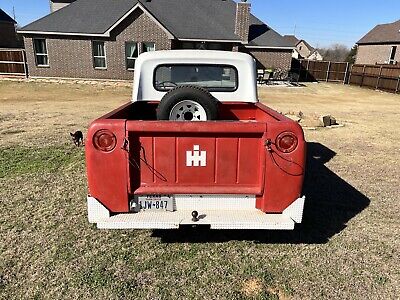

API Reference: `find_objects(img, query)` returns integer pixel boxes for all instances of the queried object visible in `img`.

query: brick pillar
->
[234,1,251,44]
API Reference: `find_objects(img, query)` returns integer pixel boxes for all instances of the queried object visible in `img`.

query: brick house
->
[18,0,293,80]
[0,8,20,48]
[283,35,323,61]
[356,19,400,65]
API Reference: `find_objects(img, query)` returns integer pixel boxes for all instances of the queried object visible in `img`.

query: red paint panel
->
[136,185,261,195]
[153,137,176,184]
[126,121,266,133]
[215,138,238,184]
[139,137,154,185]
[237,137,261,184]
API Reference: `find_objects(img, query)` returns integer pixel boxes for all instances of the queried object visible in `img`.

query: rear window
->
[154,64,238,92]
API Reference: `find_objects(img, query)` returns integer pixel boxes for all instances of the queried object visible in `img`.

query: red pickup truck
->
[85,50,306,230]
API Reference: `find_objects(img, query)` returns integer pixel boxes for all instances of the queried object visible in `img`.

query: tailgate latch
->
[121,138,129,152]
[264,139,273,151]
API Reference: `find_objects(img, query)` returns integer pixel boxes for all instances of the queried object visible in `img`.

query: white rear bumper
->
[87,195,305,230]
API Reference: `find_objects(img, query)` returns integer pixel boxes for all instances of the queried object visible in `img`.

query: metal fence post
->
[376,66,383,89]
[348,64,353,85]
[21,50,28,78]
[326,61,331,82]
[343,62,349,84]
[360,65,366,87]
[305,60,310,81]
[298,59,302,80]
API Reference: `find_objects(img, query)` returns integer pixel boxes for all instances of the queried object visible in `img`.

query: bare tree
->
[317,44,351,62]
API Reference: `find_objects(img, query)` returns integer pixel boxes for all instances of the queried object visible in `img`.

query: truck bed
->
[86,101,306,223]
[102,101,288,122]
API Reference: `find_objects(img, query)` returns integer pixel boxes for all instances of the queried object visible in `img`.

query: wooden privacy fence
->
[0,49,28,77]
[291,59,400,94]
[349,64,400,93]
[291,59,350,83]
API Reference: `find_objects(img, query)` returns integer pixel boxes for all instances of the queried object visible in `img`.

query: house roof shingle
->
[247,16,292,48]
[20,0,135,35]
[0,8,16,24]
[283,35,314,50]
[20,0,292,48]
[283,35,300,46]
[357,19,400,44]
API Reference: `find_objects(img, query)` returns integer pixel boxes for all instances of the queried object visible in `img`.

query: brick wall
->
[234,2,250,44]
[356,44,400,65]
[22,6,293,79]
[23,9,171,80]
[0,22,19,48]
[243,48,293,71]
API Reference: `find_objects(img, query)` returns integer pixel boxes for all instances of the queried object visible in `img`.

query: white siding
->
[50,2,72,12]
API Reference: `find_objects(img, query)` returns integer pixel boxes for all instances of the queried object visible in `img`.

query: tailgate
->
[126,121,267,195]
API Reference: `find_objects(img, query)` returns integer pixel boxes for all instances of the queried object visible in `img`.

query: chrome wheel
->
[169,100,207,121]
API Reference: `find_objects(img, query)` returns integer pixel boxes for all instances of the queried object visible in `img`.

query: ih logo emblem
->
[186,145,206,167]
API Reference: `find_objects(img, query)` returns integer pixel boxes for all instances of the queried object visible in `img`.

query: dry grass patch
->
[242,278,264,298]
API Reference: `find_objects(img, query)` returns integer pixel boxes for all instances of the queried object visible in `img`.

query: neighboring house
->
[356,19,400,65]
[18,0,293,80]
[0,8,20,48]
[308,50,323,61]
[283,35,323,61]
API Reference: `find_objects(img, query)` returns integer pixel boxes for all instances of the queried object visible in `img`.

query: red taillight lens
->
[276,132,298,153]
[93,130,117,152]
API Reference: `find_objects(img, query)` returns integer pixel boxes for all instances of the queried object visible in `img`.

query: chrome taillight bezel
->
[275,132,298,153]
[93,129,117,152]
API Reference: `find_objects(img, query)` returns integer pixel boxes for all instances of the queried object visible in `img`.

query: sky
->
[1,0,399,48]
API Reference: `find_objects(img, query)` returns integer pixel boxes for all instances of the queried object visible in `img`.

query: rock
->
[320,115,337,127]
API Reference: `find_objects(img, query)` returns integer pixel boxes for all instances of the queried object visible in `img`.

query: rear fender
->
[256,121,306,212]
[85,119,129,213]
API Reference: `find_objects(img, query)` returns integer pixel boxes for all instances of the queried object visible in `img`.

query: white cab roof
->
[132,50,258,103]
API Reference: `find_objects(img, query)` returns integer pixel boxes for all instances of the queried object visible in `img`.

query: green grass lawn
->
[0,80,399,299]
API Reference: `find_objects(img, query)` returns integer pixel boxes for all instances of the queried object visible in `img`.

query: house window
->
[124,42,155,70]
[33,39,49,67]
[125,42,138,70]
[92,41,107,69]
[142,42,155,53]
[389,46,397,64]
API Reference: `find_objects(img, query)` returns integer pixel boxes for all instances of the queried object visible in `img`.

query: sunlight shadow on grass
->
[152,142,370,244]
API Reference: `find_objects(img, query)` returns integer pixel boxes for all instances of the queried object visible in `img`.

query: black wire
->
[139,156,168,182]
[266,141,304,176]
[128,157,140,170]
[126,147,167,182]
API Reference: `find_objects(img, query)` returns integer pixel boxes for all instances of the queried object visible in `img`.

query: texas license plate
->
[138,195,174,211]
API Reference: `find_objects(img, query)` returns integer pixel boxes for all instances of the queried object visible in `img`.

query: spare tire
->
[157,85,219,121]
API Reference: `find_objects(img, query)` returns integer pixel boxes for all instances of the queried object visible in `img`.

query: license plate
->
[138,195,174,211]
